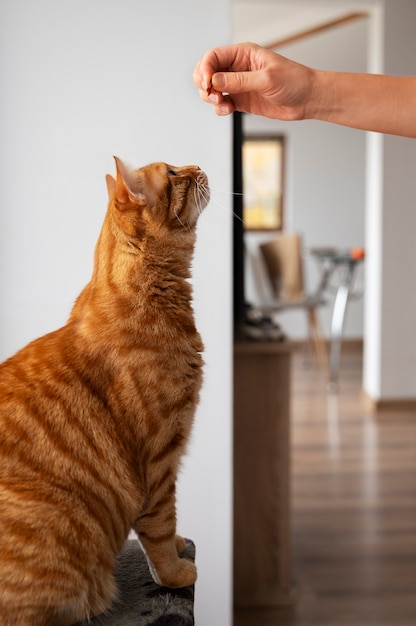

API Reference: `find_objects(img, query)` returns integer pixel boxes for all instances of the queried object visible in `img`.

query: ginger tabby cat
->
[0,158,209,626]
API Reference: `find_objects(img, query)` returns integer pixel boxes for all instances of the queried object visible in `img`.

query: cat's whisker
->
[206,184,244,198]
[194,184,210,218]
[174,208,192,233]
[208,192,244,224]
[198,192,207,216]
[196,182,244,224]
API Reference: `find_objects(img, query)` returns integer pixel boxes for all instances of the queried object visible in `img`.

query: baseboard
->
[362,389,416,414]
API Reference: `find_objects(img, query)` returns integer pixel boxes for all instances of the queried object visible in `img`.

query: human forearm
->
[308,70,416,137]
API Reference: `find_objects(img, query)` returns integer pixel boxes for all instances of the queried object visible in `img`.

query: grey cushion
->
[76,539,195,626]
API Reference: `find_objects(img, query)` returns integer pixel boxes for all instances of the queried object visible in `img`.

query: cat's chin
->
[196,171,210,213]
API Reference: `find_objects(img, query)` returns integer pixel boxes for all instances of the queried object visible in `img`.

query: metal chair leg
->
[307,307,329,372]
[328,263,355,391]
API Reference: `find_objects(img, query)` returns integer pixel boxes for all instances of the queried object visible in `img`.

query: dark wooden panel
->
[234,340,292,607]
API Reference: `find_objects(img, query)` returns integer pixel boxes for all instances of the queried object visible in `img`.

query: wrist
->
[305,69,334,122]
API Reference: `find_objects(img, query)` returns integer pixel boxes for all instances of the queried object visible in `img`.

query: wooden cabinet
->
[233,339,293,608]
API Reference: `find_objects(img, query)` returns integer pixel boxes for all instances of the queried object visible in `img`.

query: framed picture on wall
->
[242,135,285,230]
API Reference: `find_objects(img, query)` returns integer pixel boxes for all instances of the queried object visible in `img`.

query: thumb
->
[212,70,263,95]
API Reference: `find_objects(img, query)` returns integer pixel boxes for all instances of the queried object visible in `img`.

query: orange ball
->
[350,247,365,260]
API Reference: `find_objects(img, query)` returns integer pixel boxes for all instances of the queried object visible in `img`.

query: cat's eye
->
[167,169,177,176]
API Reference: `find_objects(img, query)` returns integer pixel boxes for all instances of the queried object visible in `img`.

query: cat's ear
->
[105,174,116,199]
[113,156,146,207]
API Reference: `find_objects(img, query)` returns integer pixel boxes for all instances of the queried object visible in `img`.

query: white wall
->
[244,17,367,340]
[0,1,232,624]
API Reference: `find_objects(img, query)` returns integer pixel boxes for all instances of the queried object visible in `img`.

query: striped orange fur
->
[0,158,209,626]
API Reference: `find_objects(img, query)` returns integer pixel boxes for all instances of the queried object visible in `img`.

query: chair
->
[258,233,328,369]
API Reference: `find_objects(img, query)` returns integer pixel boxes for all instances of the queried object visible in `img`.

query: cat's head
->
[106,158,209,239]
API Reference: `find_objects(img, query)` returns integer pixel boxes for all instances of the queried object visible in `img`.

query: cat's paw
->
[175,534,186,555]
[159,557,197,589]
[176,558,197,588]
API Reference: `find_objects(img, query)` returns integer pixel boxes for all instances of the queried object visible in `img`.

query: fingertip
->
[215,102,234,117]
[208,91,220,105]
[193,59,208,91]
[198,88,208,102]
[212,72,226,91]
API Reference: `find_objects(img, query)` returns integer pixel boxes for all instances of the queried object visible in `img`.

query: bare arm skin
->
[193,42,416,138]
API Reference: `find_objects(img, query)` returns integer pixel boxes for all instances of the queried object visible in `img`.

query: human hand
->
[194,42,416,137]
[193,42,316,121]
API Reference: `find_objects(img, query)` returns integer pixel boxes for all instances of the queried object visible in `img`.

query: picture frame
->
[242,135,285,231]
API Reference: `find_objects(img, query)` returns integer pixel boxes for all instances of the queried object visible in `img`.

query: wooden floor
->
[235,346,416,626]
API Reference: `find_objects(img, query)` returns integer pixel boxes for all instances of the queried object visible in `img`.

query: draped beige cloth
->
[260,233,304,301]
